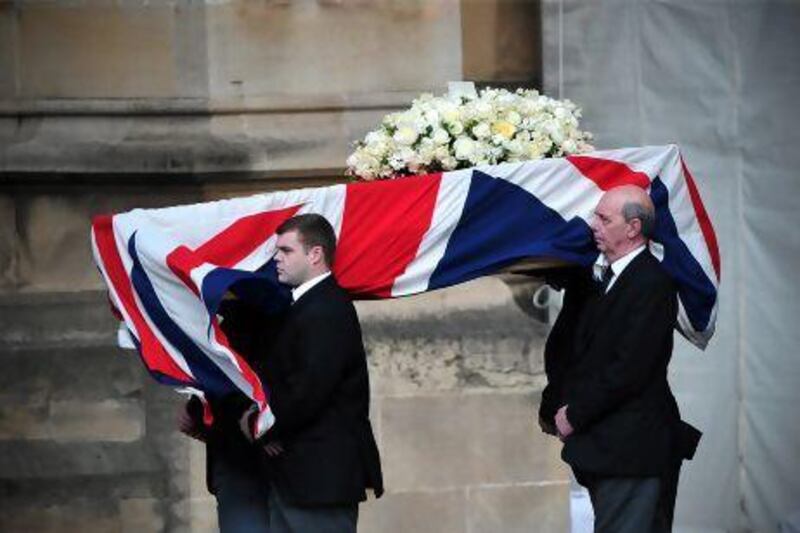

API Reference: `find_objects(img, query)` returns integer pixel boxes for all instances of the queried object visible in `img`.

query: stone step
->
[0,471,168,508]
[0,290,119,350]
[0,344,145,404]
[361,305,548,341]
[0,440,172,480]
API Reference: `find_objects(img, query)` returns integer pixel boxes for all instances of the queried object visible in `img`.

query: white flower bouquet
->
[346,87,594,181]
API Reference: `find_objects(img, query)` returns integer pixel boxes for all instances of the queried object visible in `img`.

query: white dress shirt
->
[594,245,646,293]
[291,271,331,303]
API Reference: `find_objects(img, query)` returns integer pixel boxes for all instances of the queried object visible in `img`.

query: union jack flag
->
[91,144,720,438]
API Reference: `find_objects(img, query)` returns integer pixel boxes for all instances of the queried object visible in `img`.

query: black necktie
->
[599,266,614,293]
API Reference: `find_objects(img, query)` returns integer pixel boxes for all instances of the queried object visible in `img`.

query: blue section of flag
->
[429,170,598,290]
[201,260,291,321]
[650,178,717,332]
[127,331,194,388]
[128,233,237,398]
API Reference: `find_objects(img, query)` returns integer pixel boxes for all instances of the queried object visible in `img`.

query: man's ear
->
[627,218,642,239]
[308,245,324,266]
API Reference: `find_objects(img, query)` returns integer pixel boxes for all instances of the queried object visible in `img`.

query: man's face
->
[590,193,632,262]
[274,230,313,287]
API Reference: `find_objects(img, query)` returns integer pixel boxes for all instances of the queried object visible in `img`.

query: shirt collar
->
[594,244,647,283]
[291,271,331,303]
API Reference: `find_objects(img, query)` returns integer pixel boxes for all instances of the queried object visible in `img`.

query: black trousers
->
[577,460,682,533]
[215,461,270,533]
[210,449,271,533]
[268,485,359,533]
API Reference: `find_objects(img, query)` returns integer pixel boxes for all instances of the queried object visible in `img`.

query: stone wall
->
[0,1,564,531]
[357,279,569,532]
[0,0,462,175]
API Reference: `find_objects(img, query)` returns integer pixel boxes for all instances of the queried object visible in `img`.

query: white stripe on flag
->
[391,169,473,296]
[487,158,603,223]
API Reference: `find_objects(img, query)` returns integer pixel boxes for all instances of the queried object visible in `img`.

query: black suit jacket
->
[539,267,596,428]
[188,297,285,494]
[545,251,700,478]
[259,275,383,506]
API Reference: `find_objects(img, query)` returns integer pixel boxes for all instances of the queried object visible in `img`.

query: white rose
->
[526,142,546,160]
[475,101,493,118]
[433,146,450,160]
[432,128,450,145]
[454,137,477,161]
[368,143,388,158]
[441,156,458,170]
[518,100,535,116]
[351,153,380,179]
[497,92,516,107]
[417,139,436,165]
[562,139,578,154]
[437,103,460,123]
[550,129,565,145]
[346,152,362,169]
[536,137,554,155]
[388,147,412,171]
[505,139,525,157]
[472,122,491,139]
[423,109,441,126]
[446,120,464,136]
[365,130,389,145]
[506,111,522,126]
[543,120,565,144]
[467,141,489,165]
[393,126,419,146]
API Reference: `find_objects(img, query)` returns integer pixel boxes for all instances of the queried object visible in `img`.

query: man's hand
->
[555,405,574,440]
[263,441,284,458]
[178,404,207,442]
[238,405,258,443]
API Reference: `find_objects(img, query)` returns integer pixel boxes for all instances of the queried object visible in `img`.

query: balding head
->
[590,185,655,263]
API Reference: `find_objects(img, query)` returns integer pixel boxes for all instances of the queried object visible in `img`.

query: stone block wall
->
[0,1,560,530]
[0,290,194,532]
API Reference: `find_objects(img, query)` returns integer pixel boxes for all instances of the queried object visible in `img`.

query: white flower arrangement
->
[346,87,594,181]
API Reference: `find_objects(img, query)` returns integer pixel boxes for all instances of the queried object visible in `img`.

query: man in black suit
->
[540,185,700,532]
[254,213,383,532]
[179,294,287,533]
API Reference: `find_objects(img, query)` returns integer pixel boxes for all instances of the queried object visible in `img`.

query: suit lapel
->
[291,275,335,314]
[575,251,656,353]
[603,250,653,300]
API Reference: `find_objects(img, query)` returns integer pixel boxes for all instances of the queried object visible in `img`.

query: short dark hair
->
[276,214,337,267]
[622,201,656,240]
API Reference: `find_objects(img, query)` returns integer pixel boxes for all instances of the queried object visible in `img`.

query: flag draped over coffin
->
[91,144,721,438]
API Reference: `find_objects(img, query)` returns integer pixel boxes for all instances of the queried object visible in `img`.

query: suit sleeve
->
[566,275,677,431]
[539,269,592,425]
[265,304,356,439]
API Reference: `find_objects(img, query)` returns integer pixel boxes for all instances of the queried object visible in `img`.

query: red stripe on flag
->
[166,246,201,296]
[680,156,721,281]
[166,205,302,293]
[195,206,302,267]
[567,156,652,190]
[92,215,194,383]
[335,173,443,297]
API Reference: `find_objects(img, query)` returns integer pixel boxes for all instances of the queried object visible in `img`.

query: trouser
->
[577,460,682,533]
[268,485,359,533]
[211,453,271,533]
